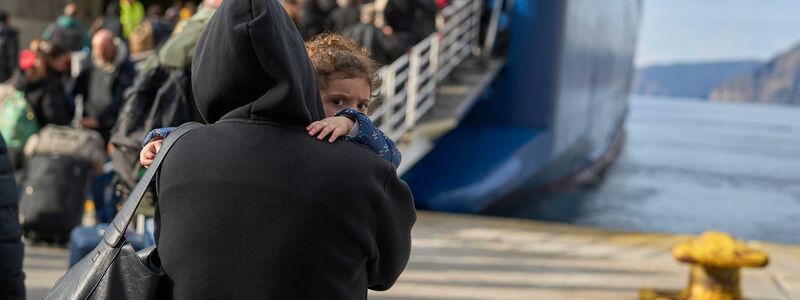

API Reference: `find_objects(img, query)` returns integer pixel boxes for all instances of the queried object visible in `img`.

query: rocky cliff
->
[710,44,800,105]
[634,61,760,99]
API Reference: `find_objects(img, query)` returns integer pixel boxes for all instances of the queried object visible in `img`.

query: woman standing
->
[12,40,73,128]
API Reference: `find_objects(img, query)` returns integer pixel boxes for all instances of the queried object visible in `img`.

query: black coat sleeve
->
[39,81,73,126]
[0,137,25,299]
[367,170,416,291]
[70,68,89,104]
[375,28,404,62]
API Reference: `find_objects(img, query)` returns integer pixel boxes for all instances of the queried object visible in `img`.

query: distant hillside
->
[634,61,761,98]
[710,44,800,105]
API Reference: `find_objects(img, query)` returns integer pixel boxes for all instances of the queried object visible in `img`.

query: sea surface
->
[488,95,800,245]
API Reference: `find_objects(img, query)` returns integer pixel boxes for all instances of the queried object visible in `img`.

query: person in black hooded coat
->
[153,0,416,298]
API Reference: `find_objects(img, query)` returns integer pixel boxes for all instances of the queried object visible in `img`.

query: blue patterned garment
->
[336,108,402,168]
[142,127,173,146]
[142,109,402,168]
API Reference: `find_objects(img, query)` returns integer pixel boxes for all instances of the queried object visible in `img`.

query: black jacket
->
[342,23,404,65]
[13,70,73,127]
[384,0,437,45]
[0,23,18,83]
[0,135,25,299]
[328,5,360,31]
[154,0,416,299]
[72,42,135,141]
[299,0,337,38]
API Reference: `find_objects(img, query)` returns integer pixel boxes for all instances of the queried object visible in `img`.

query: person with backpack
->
[109,0,222,203]
[0,10,19,84]
[42,3,91,52]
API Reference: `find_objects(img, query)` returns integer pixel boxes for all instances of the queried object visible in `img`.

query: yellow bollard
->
[640,231,769,300]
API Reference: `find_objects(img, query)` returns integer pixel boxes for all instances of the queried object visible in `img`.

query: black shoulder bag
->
[45,122,202,300]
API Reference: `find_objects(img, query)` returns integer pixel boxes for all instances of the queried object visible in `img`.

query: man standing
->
[73,30,135,142]
[72,30,135,223]
[0,10,18,83]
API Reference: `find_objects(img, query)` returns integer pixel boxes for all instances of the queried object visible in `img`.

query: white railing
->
[371,0,483,140]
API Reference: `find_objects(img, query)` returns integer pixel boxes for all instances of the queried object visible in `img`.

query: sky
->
[635,0,800,67]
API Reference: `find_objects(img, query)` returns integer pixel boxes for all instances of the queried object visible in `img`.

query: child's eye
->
[358,103,369,110]
[332,99,345,106]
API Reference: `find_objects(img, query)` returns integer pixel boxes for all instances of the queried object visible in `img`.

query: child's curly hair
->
[305,33,382,98]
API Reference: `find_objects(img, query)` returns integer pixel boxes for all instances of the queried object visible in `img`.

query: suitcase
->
[69,223,147,267]
[19,155,93,243]
[20,125,105,243]
[24,125,106,173]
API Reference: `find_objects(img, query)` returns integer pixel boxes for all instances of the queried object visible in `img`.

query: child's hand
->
[139,139,164,168]
[306,116,356,143]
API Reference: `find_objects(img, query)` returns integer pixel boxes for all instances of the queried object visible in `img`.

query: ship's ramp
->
[367,0,507,174]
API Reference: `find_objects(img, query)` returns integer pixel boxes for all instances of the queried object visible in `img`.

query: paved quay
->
[24,211,800,299]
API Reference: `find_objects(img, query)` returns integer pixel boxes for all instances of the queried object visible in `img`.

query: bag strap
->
[103,122,202,247]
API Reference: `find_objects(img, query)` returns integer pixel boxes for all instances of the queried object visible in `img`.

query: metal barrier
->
[371,0,483,140]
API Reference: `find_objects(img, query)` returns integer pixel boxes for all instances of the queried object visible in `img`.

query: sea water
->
[488,95,800,245]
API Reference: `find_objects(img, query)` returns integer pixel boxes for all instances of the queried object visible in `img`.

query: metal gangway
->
[370,0,506,173]
[372,0,483,139]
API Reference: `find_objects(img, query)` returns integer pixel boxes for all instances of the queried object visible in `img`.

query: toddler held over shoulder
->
[140,33,401,168]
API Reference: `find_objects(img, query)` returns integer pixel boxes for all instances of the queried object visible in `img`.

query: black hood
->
[191,0,324,125]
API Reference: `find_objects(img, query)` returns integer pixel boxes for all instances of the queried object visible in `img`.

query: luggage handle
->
[103,122,202,247]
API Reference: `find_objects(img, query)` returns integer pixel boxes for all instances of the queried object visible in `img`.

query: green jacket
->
[119,0,144,39]
[151,7,216,71]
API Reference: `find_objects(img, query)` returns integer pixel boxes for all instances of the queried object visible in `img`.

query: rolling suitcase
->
[19,125,105,243]
[19,155,92,243]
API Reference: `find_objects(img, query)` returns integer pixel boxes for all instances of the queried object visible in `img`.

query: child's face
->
[320,75,371,117]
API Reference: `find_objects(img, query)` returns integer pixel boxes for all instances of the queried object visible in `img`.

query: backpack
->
[110,64,198,195]
[0,84,39,149]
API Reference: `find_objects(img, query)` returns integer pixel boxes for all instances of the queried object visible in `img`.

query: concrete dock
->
[24,211,800,299]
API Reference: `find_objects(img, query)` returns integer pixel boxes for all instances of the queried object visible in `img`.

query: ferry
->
[375,0,641,213]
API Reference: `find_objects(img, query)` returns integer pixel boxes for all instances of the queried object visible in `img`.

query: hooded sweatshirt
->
[154,0,416,298]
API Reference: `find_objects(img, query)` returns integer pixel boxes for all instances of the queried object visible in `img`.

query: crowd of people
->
[0,0,445,211]
[0,0,459,298]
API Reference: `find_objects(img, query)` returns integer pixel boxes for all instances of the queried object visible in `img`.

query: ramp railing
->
[371,0,483,140]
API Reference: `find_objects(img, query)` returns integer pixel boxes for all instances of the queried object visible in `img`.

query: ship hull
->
[403,0,641,213]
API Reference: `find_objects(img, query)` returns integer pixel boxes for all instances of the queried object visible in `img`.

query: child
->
[139,33,401,168]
